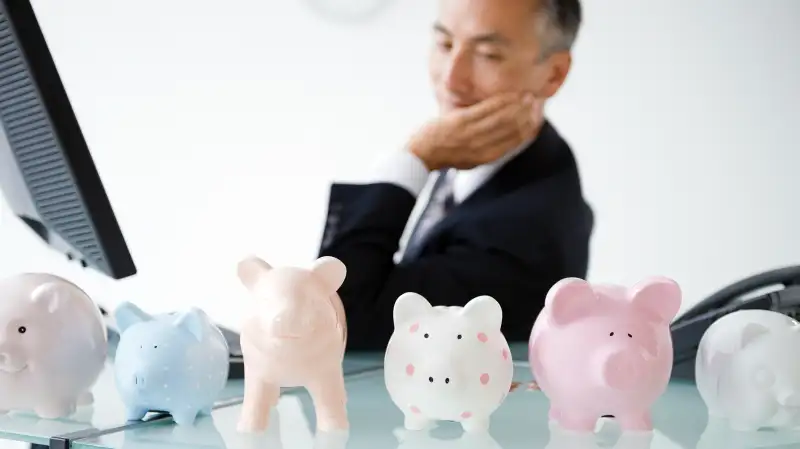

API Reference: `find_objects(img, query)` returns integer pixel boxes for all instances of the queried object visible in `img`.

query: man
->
[318,0,592,350]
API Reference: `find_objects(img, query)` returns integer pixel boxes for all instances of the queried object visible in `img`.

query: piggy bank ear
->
[393,292,432,327]
[630,276,682,324]
[114,302,152,334]
[740,322,771,348]
[545,278,596,326]
[311,256,346,292]
[237,256,272,291]
[461,295,502,331]
[30,282,65,313]
[173,307,207,342]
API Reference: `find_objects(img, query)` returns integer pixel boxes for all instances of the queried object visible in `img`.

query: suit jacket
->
[318,120,594,351]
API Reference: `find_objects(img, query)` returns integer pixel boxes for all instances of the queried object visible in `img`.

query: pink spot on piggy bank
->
[235,256,349,433]
[529,276,682,433]
[384,293,514,433]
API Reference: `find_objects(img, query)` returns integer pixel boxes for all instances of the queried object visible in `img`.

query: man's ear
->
[536,51,572,99]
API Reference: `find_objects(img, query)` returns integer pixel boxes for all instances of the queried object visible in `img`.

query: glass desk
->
[65,361,800,449]
[4,349,800,448]
[0,354,382,448]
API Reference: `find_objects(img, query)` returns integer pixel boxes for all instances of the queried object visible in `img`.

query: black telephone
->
[670,265,800,380]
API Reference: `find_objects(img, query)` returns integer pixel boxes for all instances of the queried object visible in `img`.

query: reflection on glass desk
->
[0,354,382,447]
[68,361,800,449]
[0,359,245,447]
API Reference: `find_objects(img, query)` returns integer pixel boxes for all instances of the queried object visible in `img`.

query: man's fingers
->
[468,132,526,166]
[458,92,525,123]
[467,101,528,136]
[469,119,521,148]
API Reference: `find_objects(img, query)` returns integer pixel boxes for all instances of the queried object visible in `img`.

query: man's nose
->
[443,51,473,94]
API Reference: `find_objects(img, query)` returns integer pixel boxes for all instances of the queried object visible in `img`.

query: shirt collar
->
[450,138,533,204]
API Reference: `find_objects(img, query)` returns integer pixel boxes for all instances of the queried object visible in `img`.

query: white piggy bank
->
[0,273,107,418]
[384,293,514,433]
[695,309,800,431]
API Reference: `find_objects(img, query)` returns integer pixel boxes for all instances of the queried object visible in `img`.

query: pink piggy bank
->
[384,293,514,433]
[529,277,681,433]
[235,255,348,433]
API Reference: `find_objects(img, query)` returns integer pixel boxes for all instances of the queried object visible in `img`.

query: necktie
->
[403,169,455,259]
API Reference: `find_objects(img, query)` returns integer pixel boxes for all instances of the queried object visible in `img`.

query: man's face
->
[429,0,570,113]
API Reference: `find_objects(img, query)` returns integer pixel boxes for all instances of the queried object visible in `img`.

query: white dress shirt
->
[365,143,530,261]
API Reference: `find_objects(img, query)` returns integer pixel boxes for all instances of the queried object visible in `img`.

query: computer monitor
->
[0,0,136,279]
[0,0,245,378]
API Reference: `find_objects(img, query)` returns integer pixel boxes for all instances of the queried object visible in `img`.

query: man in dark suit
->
[318,0,592,350]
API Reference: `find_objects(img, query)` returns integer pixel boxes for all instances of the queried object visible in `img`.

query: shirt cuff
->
[366,150,430,197]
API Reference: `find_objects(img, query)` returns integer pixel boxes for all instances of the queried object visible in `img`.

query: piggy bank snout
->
[0,344,28,373]
[602,350,646,390]
[265,304,324,338]
[133,372,147,389]
[420,356,469,391]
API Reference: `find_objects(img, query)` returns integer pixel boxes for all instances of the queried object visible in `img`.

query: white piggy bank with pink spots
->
[384,292,514,433]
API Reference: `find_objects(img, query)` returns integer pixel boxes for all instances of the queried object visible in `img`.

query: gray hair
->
[536,0,582,58]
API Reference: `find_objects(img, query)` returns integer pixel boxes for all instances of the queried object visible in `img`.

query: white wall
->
[1,0,798,331]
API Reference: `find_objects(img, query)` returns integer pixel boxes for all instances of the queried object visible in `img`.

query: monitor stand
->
[99,306,245,379]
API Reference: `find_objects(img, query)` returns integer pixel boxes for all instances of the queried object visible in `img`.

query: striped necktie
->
[403,169,455,259]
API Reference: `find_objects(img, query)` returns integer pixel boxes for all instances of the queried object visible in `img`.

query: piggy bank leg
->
[616,411,653,432]
[171,408,200,426]
[403,413,431,431]
[237,376,280,433]
[77,391,94,406]
[306,368,349,432]
[34,398,77,419]
[199,406,213,415]
[461,414,490,433]
[125,405,149,421]
[557,411,598,433]
[548,406,562,425]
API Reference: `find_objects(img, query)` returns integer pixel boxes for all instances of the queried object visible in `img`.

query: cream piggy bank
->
[384,293,514,433]
[0,273,107,418]
[236,255,349,433]
[695,309,800,431]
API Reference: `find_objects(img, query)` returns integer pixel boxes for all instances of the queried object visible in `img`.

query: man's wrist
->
[367,149,431,197]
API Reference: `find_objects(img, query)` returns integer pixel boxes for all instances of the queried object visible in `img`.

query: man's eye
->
[480,53,502,61]
[437,41,452,51]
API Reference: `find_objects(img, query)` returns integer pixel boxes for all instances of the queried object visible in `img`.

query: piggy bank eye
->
[424,333,429,339]
[457,334,462,340]
[627,333,632,338]
[17,326,26,334]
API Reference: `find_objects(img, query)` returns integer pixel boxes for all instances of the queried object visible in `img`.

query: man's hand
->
[408,92,544,171]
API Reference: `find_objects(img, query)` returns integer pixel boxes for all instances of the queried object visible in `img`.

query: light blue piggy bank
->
[113,302,230,426]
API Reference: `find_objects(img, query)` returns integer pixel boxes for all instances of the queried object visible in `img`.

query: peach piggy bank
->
[236,255,348,433]
[0,273,107,418]
[529,277,681,433]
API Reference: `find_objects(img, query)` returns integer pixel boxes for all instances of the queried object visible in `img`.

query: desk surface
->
[3,349,800,449]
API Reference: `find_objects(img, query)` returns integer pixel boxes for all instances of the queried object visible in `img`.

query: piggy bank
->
[384,293,514,433]
[235,255,348,433]
[113,302,230,426]
[529,276,681,432]
[695,309,800,431]
[0,273,107,418]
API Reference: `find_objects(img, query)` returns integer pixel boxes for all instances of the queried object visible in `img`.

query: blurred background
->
[0,0,798,331]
